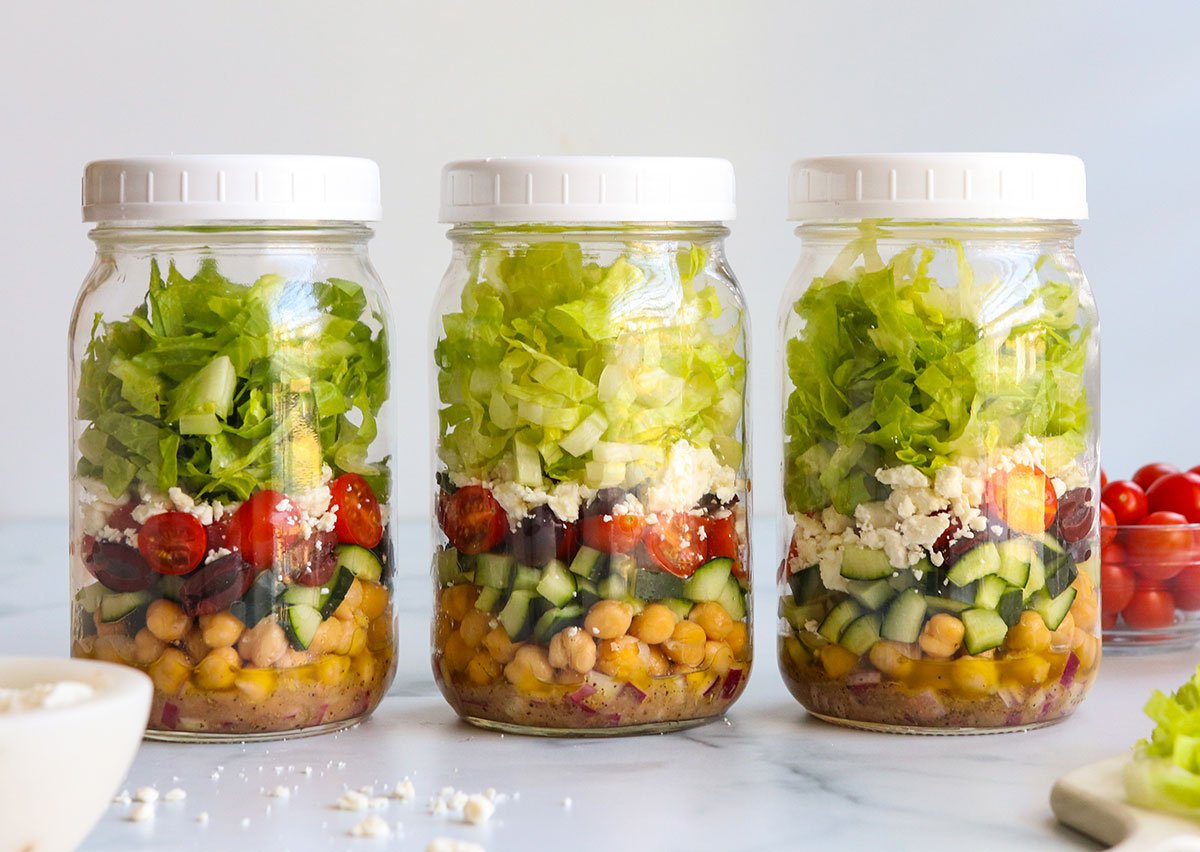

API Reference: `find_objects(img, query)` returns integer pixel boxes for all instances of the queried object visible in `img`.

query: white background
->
[2,0,1197,523]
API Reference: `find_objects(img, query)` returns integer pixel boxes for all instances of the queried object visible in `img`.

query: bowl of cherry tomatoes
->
[1101,463,1200,652]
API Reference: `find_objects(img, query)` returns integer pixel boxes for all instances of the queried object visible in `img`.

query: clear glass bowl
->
[1101,522,1200,652]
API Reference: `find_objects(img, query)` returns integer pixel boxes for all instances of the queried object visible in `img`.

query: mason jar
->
[431,157,752,735]
[69,156,397,740]
[777,154,1100,732]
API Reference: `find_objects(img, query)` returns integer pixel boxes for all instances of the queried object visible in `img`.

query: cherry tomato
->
[556,520,580,563]
[435,489,450,532]
[330,473,383,548]
[984,465,1058,535]
[1101,469,1109,491]
[227,490,303,569]
[642,513,708,578]
[205,519,229,553]
[1173,570,1200,611]
[1102,542,1127,565]
[1147,472,1200,523]
[580,513,646,554]
[704,515,744,578]
[1099,503,1117,547]
[1100,562,1136,616]
[1134,463,1180,493]
[1102,480,1149,525]
[1190,466,1200,477]
[442,485,507,555]
[1122,587,1177,630]
[1125,511,1193,581]
[1101,610,1118,630]
[137,511,207,575]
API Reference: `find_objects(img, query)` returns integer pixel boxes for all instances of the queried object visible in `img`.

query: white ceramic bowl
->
[0,657,151,852]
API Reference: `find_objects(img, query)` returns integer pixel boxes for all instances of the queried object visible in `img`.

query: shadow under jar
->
[777,154,1101,733]
[68,156,397,741]
[431,157,752,735]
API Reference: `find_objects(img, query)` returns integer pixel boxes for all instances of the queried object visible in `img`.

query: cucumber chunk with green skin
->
[682,558,734,602]
[436,547,462,586]
[661,598,693,620]
[1043,556,1079,598]
[974,574,1013,611]
[498,590,534,640]
[997,588,1024,627]
[608,553,639,586]
[888,569,920,592]
[716,576,747,620]
[1030,586,1078,631]
[634,570,685,602]
[881,588,928,643]
[534,604,585,643]
[475,553,515,591]
[925,570,978,605]
[1022,550,1047,601]
[924,595,971,614]
[536,561,577,607]
[577,579,600,610]
[99,590,152,623]
[158,574,184,603]
[1041,533,1066,556]
[282,584,322,608]
[335,544,383,582]
[475,585,502,614]
[75,583,106,614]
[231,569,277,627]
[840,614,882,655]
[961,608,1010,654]
[819,599,862,643]
[946,542,1000,587]
[789,567,825,602]
[781,597,830,631]
[996,539,1033,588]
[512,565,542,593]
[319,566,357,618]
[283,605,323,650]
[597,574,628,600]
[839,545,894,581]
[847,578,895,611]
[568,546,606,581]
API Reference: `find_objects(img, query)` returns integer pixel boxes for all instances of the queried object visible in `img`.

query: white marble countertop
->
[4,518,1197,851]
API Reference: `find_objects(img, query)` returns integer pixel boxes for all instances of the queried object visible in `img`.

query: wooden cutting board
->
[1051,755,1200,850]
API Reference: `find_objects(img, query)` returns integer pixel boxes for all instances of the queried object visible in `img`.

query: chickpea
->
[200,611,245,649]
[148,647,192,695]
[233,668,277,702]
[308,617,344,656]
[459,610,492,649]
[145,599,190,644]
[333,580,365,622]
[646,643,670,677]
[317,653,351,686]
[183,626,209,664]
[504,644,554,685]
[440,584,477,623]
[482,626,517,664]
[1049,612,1076,652]
[194,646,240,690]
[1006,654,1051,687]
[237,620,289,668]
[952,658,999,697]
[442,631,474,674]
[367,615,392,651]
[1073,628,1100,671]
[918,614,965,659]
[629,603,677,645]
[94,612,129,638]
[584,600,634,640]
[1005,610,1051,654]
[359,580,389,621]
[869,640,916,680]
[726,621,750,661]
[689,602,734,641]
[352,652,377,685]
[703,640,736,677]
[465,651,502,686]
[819,644,858,679]
[1070,584,1098,633]
[548,626,598,674]
[347,627,367,657]
[133,628,167,666]
[594,635,641,677]
[93,635,136,665]
[663,621,706,667]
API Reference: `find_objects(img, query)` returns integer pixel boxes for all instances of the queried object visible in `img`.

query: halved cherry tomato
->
[1147,472,1200,523]
[1099,503,1117,548]
[1122,587,1176,630]
[137,511,207,575]
[1102,480,1149,525]
[330,473,383,548]
[1100,561,1136,616]
[1126,511,1193,581]
[1134,463,1180,493]
[227,490,303,569]
[704,515,744,578]
[580,513,646,555]
[642,513,707,578]
[984,465,1058,535]
[443,485,507,555]
[556,520,580,563]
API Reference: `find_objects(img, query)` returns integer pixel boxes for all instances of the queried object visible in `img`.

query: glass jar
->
[777,154,1100,733]
[431,157,752,735]
[68,156,396,741]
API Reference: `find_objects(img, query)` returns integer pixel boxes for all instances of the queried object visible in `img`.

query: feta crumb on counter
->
[267,785,291,799]
[348,815,391,839]
[427,839,486,852]
[163,788,187,802]
[133,787,159,803]
[462,795,494,825]
[0,681,94,713]
[127,802,156,823]
[335,790,372,811]
[390,778,416,801]
[196,812,209,824]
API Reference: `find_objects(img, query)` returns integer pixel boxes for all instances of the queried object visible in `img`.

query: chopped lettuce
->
[434,240,745,489]
[784,231,1091,515]
[1125,665,1200,816]
[77,259,390,501]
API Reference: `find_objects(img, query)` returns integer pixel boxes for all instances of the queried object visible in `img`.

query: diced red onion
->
[621,683,647,704]
[720,668,744,700]
[161,701,180,730]
[847,671,882,688]
[1060,653,1080,687]
[606,713,621,724]
[703,676,722,697]
[566,684,597,706]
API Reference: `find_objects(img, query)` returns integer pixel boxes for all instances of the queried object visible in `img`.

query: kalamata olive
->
[1057,487,1097,544]
[85,541,157,592]
[939,521,1007,567]
[180,552,257,617]
[508,505,558,567]
[286,530,339,587]
[697,492,739,513]
[1066,540,1093,564]
[372,533,394,585]
[583,488,628,518]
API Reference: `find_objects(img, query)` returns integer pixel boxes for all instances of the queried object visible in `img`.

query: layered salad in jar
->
[72,261,395,738]
[779,234,1099,732]
[433,241,750,733]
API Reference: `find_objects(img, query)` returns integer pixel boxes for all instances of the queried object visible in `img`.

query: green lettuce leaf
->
[1125,665,1200,816]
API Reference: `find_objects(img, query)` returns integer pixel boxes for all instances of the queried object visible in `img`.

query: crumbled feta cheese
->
[112,790,131,805]
[127,802,155,823]
[390,779,416,801]
[426,839,486,852]
[612,494,645,516]
[934,466,964,501]
[163,788,187,802]
[644,440,739,514]
[133,787,159,803]
[349,815,391,838]
[336,790,371,811]
[268,786,291,798]
[132,500,169,524]
[462,795,494,825]
[291,485,332,518]
[196,812,209,824]
[875,465,929,490]
[168,486,195,512]
[205,547,232,564]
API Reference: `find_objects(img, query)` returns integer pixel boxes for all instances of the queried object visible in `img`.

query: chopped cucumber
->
[634,570,685,602]
[961,608,1009,654]
[1031,586,1078,631]
[513,565,542,593]
[99,590,152,623]
[158,574,184,603]
[818,599,862,643]
[534,604,585,643]
[75,583,105,614]
[608,553,639,586]
[568,546,606,581]
[881,588,927,643]
[924,594,971,614]
[781,597,829,631]
[475,553,515,590]
[788,567,825,603]
[335,544,383,582]
[946,542,1000,587]
[682,558,734,602]
[1022,549,1047,600]
[974,575,1012,611]
[282,584,322,608]
[231,569,277,627]
[840,613,882,655]
[577,578,600,610]
[1041,533,1066,556]
[436,547,462,586]
[847,578,895,611]
[1044,556,1079,598]
[319,566,357,618]
[888,569,919,592]
[996,539,1033,588]
[839,544,894,581]
[997,588,1024,627]
[498,590,534,640]
[536,561,577,607]
[475,585,503,614]
[716,576,747,620]
[597,574,628,600]
[661,598,694,620]
[283,605,323,650]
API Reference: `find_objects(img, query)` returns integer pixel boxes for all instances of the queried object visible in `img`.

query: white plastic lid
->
[788,153,1087,221]
[439,156,736,223]
[82,155,382,223]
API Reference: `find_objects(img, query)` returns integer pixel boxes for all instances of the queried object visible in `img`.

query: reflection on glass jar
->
[430,157,752,735]
[777,154,1100,733]
[68,156,396,741]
